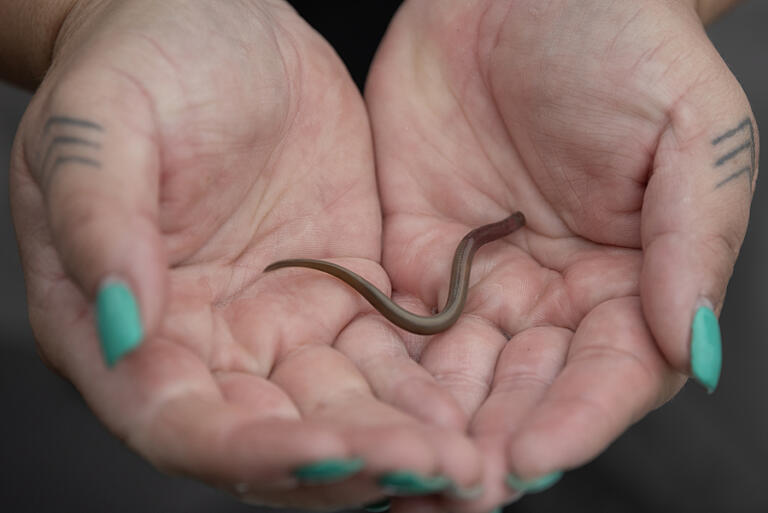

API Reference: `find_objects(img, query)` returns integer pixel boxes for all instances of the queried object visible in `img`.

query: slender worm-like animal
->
[263,212,526,334]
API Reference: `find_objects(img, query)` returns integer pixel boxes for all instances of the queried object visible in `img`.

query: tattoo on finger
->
[711,117,756,190]
[38,115,104,192]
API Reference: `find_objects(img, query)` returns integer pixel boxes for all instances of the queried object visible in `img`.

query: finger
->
[70,333,371,509]
[462,327,569,509]
[642,57,758,392]
[505,298,684,486]
[471,327,571,438]
[131,382,348,489]
[20,284,379,510]
[35,316,350,489]
[20,65,165,367]
[335,311,469,430]
[132,391,367,509]
[256,257,483,492]
[418,316,508,417]
[270,342,483,496]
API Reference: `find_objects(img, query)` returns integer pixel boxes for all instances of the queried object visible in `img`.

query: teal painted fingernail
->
[96,279,143,367]
[487,508,502,513]
[691,305,722,394]
[364,498,391,512]
[293,458,364,483]
[378,471,451,495]
[506,471,562,493]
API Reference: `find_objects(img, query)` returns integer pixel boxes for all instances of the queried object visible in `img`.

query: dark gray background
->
[1,2,766,512]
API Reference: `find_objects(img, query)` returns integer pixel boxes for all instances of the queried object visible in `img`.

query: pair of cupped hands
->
[9,0,757,511]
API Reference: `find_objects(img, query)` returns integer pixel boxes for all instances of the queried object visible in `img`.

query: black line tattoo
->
[43,116,104,135]
[711,118,750,145]
[712,117,756,190]
[50,156,101,171]
[39,115,104,190]
[715,140,751,167]
[40,136,101,174]
[716,166,751,189]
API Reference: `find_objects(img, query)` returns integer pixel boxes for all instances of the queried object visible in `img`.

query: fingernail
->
[447,483,484,499]
[378,471,451,495]
[292,458,364,484]
[506,471,562,493]
[96,278,143,367]
[487,508,503,513]
[690,305,722,393]
[364,498,391,512]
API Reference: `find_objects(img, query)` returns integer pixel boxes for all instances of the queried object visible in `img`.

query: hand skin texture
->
[365,0,757,511]
[4,0,757,512]
[9,0,485,509]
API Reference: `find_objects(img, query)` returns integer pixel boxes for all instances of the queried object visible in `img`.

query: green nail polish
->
[487,508,503,513]
[96,279,143,367]
[378,471,450,495]
[364,498,391,512]
[293,458,364,483]
[506,471,562,493]
[691,305,722,393]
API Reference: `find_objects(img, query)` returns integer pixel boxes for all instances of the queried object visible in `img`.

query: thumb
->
[26,70,167,368]
[642,65,758,393]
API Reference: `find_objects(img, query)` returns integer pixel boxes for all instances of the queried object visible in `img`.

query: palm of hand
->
[13,1,488,508]
[364,0,707,502]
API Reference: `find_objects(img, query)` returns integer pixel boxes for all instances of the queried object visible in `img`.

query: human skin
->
[7,0,485,509]
[2,0,755,512]
[264,213,526,335]
[364,0,757,510]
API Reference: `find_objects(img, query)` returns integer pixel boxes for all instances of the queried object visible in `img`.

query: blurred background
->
[1,1,766,512]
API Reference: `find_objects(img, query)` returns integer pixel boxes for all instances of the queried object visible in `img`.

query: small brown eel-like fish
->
[263,212,526,335]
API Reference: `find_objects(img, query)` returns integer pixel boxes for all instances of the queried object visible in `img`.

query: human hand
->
[366,0,757,510]
[9,0,482,508]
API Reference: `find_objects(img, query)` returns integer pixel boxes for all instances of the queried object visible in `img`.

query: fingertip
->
[506,470,563,494]
[96,277,144,367]
[292,457,366,484]
[505,428,569,497]
[506,426,564,483]
[641,231,730,392]
[690,303,722,393]
[94,217,167,367]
